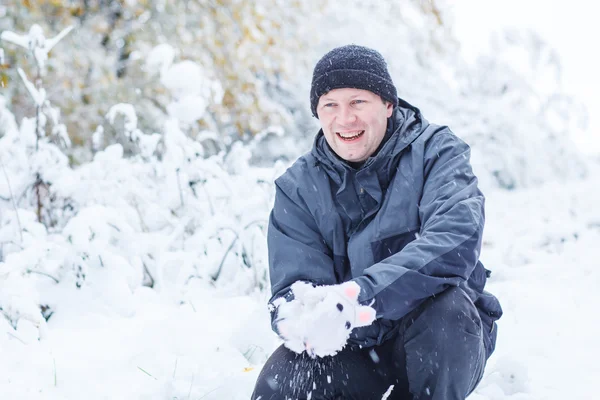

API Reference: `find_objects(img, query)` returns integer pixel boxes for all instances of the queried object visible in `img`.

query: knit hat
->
[310,44,398,118]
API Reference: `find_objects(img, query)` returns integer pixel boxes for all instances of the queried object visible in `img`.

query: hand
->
[274,281,376,357]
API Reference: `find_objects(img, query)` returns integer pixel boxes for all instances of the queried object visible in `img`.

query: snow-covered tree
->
[0,0,325,162]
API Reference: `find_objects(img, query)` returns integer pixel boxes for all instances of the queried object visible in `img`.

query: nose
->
[338,105,357,125]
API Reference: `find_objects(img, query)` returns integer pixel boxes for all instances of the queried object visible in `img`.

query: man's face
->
[316,88,394,163]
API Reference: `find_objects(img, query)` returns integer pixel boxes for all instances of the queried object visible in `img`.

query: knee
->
[252,373,279,400]
[251,346,319,399]
[250,346,294,399]
[415,287,482,339]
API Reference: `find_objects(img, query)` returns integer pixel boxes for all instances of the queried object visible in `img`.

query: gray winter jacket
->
[268,98,502,355]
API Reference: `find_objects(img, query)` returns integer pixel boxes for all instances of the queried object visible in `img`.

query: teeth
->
[338,131,363,139]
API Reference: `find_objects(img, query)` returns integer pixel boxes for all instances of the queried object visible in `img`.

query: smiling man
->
[251,45,502,400]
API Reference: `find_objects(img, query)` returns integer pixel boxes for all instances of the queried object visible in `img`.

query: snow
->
[144,45,221,125]
[106,104,162,158]
[1,136,598,399]
[274,281,376,358]
[160,60,207,99]
[469,175,600,399]
[166,94,208,125]
[145,43,176,76]
[3,94,599,400]
[0,108,277,398]
[106,104,139,136]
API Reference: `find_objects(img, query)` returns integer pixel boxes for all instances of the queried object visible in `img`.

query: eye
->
[352,99,365,105]
[323,103,336,108]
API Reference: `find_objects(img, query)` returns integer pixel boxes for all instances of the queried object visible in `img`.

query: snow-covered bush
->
[446,29,588,189]
[0,18,288,340]
[0,95,281,337]
[0,24,72,149]
[0,24,75,235]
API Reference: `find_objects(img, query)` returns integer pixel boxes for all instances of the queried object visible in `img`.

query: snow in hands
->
[274,281,376,358]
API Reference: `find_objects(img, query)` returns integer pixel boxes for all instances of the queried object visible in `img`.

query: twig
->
[0,240,25,251]
[243,344,263,361]
[173,357,178,379]
[202,184,215,216]
[188,373,194,399]
[211,235,238,282]
[53,358,57,387]
[243,219,266,231]
[17,181,31,205]
[142,260,155,288]
[198,384,222,399]
[106,222,121,232]
[137,366,158,380]
[183,274,202,287]
[0,160,23,244]
[208,227,237,240]
[176,167,184,208]
[6,331,26,345]
[131,197,149,232]
[210,222,265,281]
[34,174,46,224]
[25,269,59,284]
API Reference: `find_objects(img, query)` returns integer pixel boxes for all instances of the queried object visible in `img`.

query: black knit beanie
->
[310,44,398,118]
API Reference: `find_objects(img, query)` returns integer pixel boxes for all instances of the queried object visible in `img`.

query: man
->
[251,44,502,400]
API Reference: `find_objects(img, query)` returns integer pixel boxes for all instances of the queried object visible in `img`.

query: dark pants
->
[252,287,488,400]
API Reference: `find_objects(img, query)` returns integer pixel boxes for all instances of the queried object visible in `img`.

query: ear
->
[354,306,376,327]
[385,101,394,117]
[340,281,361,301]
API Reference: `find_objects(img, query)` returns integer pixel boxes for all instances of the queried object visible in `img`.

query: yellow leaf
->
[243,367,254,372]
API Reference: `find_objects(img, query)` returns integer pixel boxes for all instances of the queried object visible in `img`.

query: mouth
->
[336,130,365,142]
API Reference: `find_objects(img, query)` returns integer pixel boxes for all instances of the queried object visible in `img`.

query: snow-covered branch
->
[17,68,45,106]
[1,24,73,70]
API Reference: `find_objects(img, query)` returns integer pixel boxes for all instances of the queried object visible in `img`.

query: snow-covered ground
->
[1,163,598,399]
[470,173,600,399]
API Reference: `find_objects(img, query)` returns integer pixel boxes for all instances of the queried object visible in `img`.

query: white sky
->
[449,0,600,155]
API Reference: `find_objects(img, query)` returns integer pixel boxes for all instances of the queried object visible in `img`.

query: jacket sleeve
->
[267,176,337,332]
[354,130,485,321]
